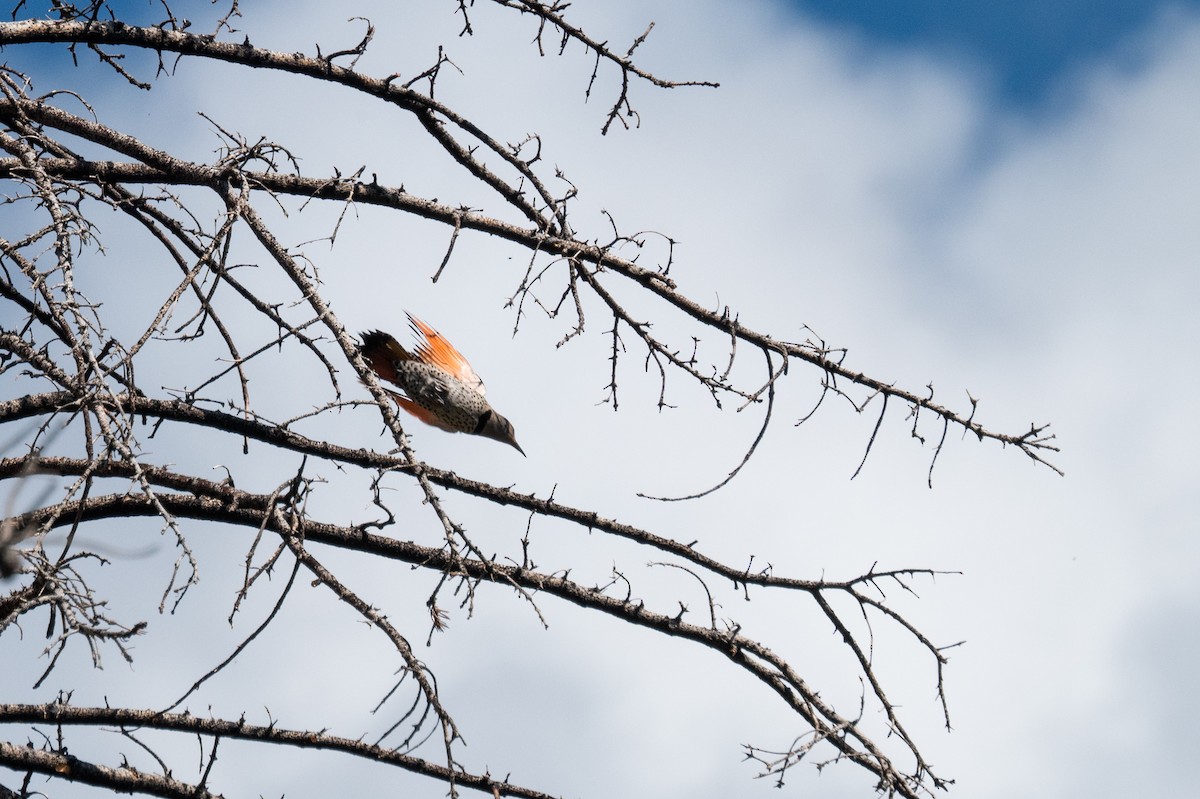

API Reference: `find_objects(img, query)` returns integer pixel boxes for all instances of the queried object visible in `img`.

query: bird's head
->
[477,410,525,456]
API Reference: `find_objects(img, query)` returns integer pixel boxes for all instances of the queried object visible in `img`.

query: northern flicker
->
[358,314,525,455]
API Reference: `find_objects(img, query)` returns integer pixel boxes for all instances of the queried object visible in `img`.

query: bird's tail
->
[358,330,412,385]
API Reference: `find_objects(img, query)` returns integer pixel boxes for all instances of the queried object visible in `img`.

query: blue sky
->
[788,0,1200,104]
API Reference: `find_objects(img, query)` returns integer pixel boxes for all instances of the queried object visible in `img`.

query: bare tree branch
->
[0,5,1060,797]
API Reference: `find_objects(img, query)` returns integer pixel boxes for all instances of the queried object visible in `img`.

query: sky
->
[788,0,1200,105]
[2,1,1199,798]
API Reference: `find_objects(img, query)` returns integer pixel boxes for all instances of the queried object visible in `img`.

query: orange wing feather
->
[407,314,486,394]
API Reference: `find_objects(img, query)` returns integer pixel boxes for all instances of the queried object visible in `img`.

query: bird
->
[358,313,525,455]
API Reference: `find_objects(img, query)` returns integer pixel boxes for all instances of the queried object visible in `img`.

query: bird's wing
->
[406,313,487,395]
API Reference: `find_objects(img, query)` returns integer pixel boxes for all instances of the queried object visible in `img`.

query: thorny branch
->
[0,3,1058,798]
[0,703,561,799]
[0,135,1062,481]
[4,471,949,797]
[474,0,720,134]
